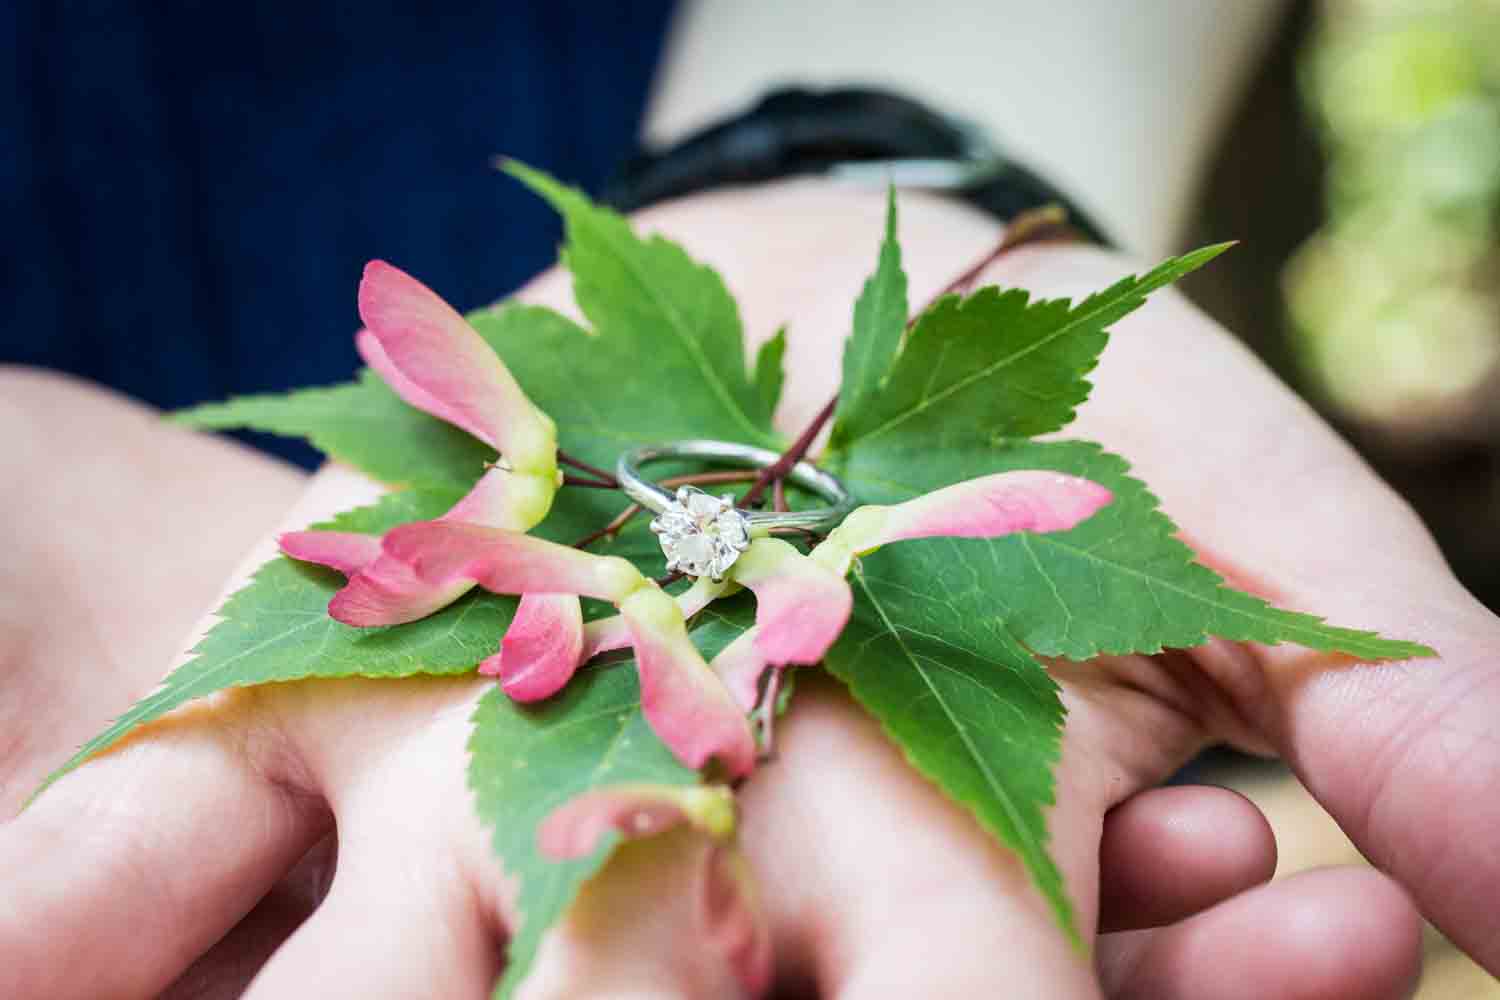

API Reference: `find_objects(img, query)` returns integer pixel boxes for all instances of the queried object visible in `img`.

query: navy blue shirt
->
[4,2,673,465]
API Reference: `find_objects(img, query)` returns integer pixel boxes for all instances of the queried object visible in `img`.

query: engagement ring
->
[616,440,855,580]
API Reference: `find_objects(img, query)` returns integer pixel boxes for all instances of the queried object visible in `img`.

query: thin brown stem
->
[770,526,823,542]
[740,394,838,509]
[664,470,759,489]
[734,205,1080,521]
[655,570,685,588]
[571,503,643,549]
[562,475,617,489]
[561,210,1080,610]
[556,449,619,488]
[913,203,1075,319]
[754,667,785,759]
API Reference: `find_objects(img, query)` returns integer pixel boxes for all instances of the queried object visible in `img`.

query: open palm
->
[4,183,1495,998]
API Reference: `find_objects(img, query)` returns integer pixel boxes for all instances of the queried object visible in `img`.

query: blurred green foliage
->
[1285,0,1500,430]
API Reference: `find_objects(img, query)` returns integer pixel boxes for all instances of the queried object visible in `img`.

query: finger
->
[240,831,499,1000]
[1098,785,1275,933]
[242,678,500,1000]
[0,367,303,812]
[160,834,336,1000]
[0,461,382,999]
[0,701,328,1000]
[258,675,766,1000]
[982,244,1500,971]
[1096,867,1422,1000]
[615,188,1240,996]
[739,677,1118,998]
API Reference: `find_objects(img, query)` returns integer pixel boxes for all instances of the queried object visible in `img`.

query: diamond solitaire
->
[649,486,752,580]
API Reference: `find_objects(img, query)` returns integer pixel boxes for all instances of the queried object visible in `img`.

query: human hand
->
[0,368,316,997]
[5,182,1495,998]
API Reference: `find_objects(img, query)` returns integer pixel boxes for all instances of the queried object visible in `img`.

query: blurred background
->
[1184,0,1500,619]
[4,1,1498,995]
[1182,5,1500,996]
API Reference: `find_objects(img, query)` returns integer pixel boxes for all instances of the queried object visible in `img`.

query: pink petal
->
[620,589,757,777]
[438,465,555,532]
[709,629,768,713]
[730,539,852,666]
[581,577,727,661]
[538,783,735,860]
[876,470,1112,546]
[355,328,451,427]
[579,615,632,661]
[281,527,473,627]
[326,554,475,627]
[358,260,556,473]
[480,593,584,702]
[382,521,643,603]
[278,530,382,577]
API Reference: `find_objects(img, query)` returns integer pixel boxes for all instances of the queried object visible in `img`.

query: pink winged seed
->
[537,784,772,994]
[278,530,474,626]
[381,521,642,603]
[480,592,585,702]
[729,538,853,667]
[357,260,555,472]
[581,577,728,660]
[874,470,1112,547]
[708,629,767,713]
[620,589,758,778]
[277,530,383,577]
[323,556,475,627]
[438,465,555,532]
[537,783,735,861]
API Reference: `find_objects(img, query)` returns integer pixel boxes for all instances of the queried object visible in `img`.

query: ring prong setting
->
[650,485,753,580]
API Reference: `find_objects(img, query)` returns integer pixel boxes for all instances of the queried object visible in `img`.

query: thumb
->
[998,242,1500,974]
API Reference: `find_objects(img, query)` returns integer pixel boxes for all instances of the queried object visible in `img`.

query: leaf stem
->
[668,470,761,489]
[733,204,1083,517]
[753,667,784,759]
[914,203,1075,317]
[568,211,1072,551]
[556,449,619,487]
[739,394,838,508]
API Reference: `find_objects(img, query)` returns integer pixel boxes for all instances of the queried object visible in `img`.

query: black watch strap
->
[604,86,1108,245]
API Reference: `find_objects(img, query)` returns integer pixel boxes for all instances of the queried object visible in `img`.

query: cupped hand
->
[5,182,1496,998]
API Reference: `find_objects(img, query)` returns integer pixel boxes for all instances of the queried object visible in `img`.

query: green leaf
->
[832,243,1233,454]
[72,163,784,806]
[837,438,1434,662]
[825,435,1429,954]
[752,326,788,420]
[467,596,754,998]
[831,188,908,445]
[824,583,1076,946]
[30,459,694,807]
[175,166,784,486]
[173,369,492,490]
[468,667,699,998]
[817,245,1425,954]
[30,488,506,801]
[504,160,779,443]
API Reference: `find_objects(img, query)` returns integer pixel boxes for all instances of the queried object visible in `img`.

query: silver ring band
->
[616,439,855,534]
